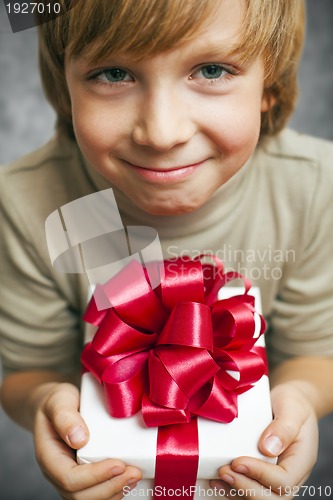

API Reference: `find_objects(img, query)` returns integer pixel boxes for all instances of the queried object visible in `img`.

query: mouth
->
[124,160,207,183]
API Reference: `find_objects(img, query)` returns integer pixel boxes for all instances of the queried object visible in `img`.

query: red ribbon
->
[81,257,266,499]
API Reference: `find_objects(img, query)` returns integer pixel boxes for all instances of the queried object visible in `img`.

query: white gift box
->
[78,288,274,499]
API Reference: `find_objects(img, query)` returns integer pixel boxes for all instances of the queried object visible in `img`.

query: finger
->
[56,465,141,500]
[43,383,89,449]
[227,455,300,493]
[57,467,138,500]
[259,385,309,458]
[35,405,142,493]
[212,469,284,500]
[209,480,235,499]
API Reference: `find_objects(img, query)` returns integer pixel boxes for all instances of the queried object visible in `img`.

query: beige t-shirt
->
[1,128,333,375]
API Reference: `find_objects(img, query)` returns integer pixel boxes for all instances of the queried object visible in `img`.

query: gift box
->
[78,259,275,500]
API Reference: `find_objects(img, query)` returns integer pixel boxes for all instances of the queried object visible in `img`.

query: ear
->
[261,88,276,113]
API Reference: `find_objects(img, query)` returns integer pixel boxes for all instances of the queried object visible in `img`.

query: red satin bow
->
[81,257,266,424]
[81,256,267,498]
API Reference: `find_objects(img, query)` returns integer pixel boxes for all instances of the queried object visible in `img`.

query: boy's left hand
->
[210,383,319,498]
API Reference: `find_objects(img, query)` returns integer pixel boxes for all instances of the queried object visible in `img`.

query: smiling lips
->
[125,160,206,183]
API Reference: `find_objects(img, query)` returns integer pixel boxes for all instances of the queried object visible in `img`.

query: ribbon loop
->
[157,301,213,350]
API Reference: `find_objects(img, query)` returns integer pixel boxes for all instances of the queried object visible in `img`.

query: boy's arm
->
[0,177,142,498]
[257,354,333,462]
[270,355,333,418]
[0,370,79,431]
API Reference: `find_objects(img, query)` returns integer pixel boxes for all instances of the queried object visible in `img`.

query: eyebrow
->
[179,38,242,61]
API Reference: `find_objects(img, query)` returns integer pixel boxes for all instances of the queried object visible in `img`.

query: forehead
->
[67,0,247,63]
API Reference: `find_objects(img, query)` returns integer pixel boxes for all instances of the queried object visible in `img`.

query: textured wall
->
[0,1,333,498]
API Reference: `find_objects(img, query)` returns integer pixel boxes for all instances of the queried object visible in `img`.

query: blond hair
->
[38,0,305,139]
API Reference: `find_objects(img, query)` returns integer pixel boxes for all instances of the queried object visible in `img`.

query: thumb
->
[259,384,308,458]
[43,382,89,449]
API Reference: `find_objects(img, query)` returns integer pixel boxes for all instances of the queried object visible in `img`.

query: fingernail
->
[233,465,248,474]
[111,466,125,476]
[128,478,140,485]
[265,434,283,456]
[127,478,139,490]
[67,426,87,445]
[210,480,222,489]
[220,474,234,485]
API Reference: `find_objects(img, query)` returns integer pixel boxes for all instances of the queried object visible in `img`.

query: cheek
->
[208,100,262,155]
[72,103,121,158]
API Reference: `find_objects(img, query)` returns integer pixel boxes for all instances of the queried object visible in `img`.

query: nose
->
[132,88,195,151]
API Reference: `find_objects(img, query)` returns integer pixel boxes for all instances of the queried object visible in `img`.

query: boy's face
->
[65,0,270,216]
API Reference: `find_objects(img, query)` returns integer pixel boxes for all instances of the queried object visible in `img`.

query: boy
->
[1,0,333,498]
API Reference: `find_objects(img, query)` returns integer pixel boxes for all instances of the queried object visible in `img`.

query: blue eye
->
[90,67,134,85]
[189,63,237,87]
[199,65,226,79]
[103,68,129,82]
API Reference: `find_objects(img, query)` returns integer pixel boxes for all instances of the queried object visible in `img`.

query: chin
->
[137,196,206,216]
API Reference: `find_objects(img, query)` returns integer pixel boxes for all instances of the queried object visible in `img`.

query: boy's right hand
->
[33,382,142,499]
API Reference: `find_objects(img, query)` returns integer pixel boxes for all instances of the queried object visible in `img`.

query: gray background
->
[0,1,333,498]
